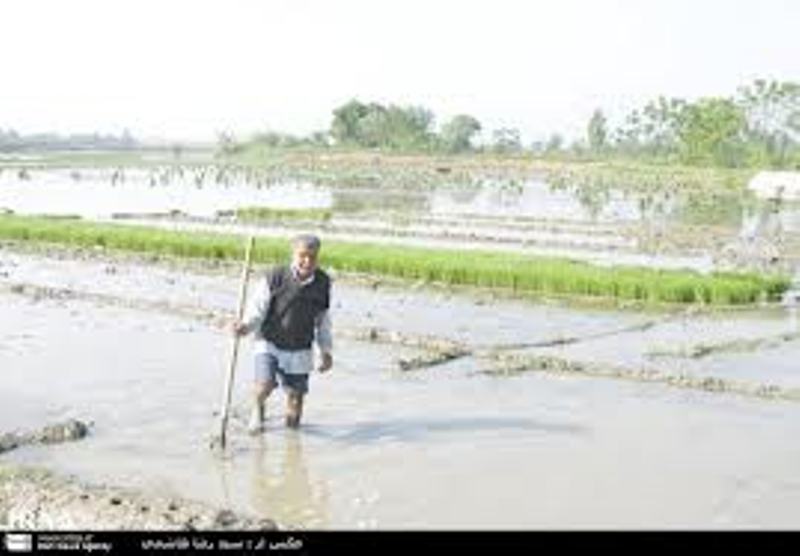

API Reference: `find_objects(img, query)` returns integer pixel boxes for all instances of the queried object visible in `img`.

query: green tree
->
[381,105,435,150]
[330,100,434,151]
[737,79,800,166]
[587,108,608,152]
[330,99,371,145]
[545,133,563,153]
[252,131,302,148]
[612,97,686,157]
[309,130,330,147]
[440,114,482,153]
[357,106,391,148]
[676,97,746,166]
[639,97,686,156]
[492,127,522,153]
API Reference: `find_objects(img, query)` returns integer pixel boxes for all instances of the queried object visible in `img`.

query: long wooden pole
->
[217,235,255,450]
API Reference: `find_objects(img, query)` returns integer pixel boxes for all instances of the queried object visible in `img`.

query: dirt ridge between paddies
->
[0,214,790,306]
[4,277,799,404]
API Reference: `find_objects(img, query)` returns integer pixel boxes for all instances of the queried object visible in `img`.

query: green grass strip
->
[235,207,332,222]
[0,214,790,306]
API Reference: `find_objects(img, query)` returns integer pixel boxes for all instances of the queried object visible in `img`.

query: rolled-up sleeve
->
[240,277,271,335]
[315,310,333,353]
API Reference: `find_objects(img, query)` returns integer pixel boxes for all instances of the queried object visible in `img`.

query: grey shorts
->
[254,353,309,395]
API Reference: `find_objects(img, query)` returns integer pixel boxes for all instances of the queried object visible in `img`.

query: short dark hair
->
[292,233,321,252]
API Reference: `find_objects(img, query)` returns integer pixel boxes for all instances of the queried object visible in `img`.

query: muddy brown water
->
[2,246,800,529]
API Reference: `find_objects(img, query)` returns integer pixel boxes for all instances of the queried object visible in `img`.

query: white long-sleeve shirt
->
[241,267,332,375]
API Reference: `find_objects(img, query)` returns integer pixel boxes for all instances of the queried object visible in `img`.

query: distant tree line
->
[0,128,138,152]
[588,79,800,168]
[240,100,485,155]
[231,79,799,170]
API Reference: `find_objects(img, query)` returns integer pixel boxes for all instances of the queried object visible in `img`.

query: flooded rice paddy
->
[2,165,800,273]
[2,164,800,529]
[2,245,800,529]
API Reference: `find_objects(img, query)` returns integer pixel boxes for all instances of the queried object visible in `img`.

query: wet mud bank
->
[0,420,276,530]
[480,352,800,402]
[0,464,276,530]
[0,420,90,455]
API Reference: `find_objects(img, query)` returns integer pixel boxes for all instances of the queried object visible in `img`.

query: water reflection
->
[677,191,745,228]
[0,167,778,231]
[0,168,332,219]
[431,179,672,223]
[331,188,429,214]
[303,417,586,444]
[249,433,330,529]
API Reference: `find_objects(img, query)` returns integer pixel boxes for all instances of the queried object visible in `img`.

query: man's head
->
[291,233,321,280]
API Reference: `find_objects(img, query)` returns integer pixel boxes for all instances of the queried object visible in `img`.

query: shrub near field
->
[0,215,790,306]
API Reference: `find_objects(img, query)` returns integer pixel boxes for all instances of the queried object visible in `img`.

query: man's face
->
[292,245,319,280]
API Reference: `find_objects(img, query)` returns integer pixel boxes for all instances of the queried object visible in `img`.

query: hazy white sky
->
[1,0,797,143]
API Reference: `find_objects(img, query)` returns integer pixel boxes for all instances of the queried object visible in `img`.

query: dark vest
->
[260,265,330,351]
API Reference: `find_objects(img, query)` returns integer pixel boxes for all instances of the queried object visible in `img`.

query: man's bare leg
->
[249,380,276,434]
[286,392,304,429]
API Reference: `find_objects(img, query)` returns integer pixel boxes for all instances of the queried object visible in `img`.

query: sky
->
[1,0,798,144]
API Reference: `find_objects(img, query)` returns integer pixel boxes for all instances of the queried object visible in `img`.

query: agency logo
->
[3,533,33,553]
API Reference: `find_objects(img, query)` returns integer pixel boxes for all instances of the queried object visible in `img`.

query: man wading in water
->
[231,234,333,431]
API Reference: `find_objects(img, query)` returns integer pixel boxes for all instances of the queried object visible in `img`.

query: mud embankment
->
[0,465,276,530]
[0,420,277,530]
[3,274,799,404]
[0,420,89,455]
[480,352,800,402]
[645,331,800,359]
